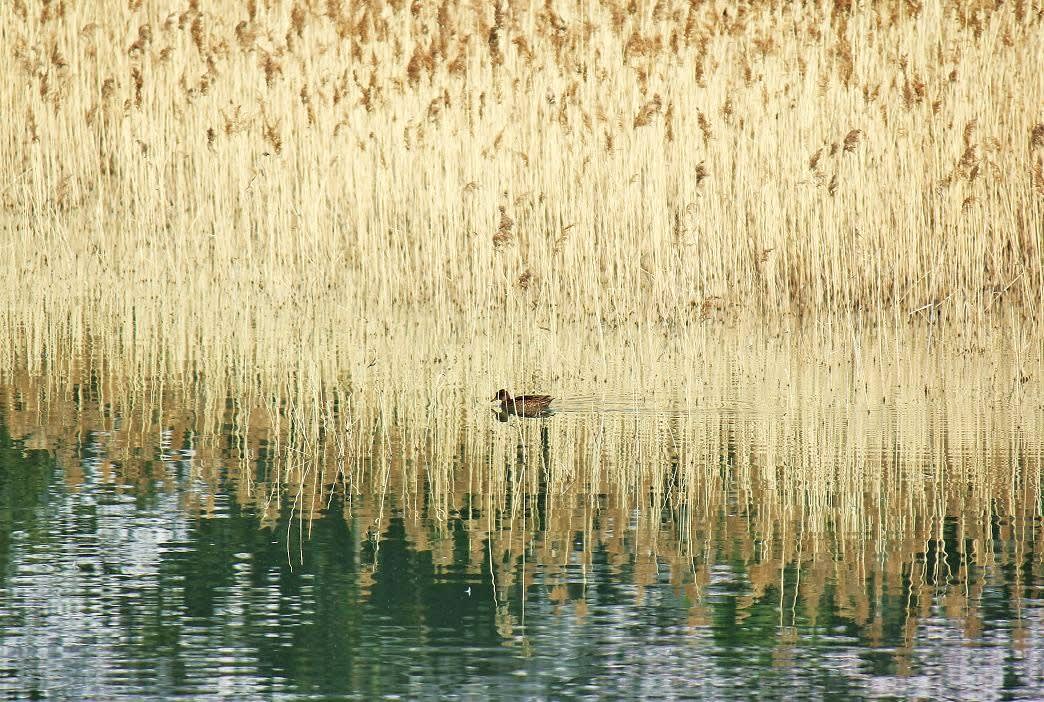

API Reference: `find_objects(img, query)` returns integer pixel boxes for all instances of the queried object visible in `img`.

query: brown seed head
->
[1031,123,1044,151]
[843,129,862,152]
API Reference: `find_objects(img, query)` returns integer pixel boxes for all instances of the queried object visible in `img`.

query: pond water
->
[1,332,1042,701]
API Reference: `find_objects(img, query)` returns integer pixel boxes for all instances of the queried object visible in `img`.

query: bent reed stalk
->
[1,0,1042,331]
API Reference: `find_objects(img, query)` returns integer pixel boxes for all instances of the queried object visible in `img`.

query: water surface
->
[1,337,1042,700]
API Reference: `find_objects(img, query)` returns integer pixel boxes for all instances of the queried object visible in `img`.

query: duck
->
[491,389,554,418]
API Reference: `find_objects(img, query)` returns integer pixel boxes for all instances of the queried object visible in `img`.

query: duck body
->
[492,389,554,418]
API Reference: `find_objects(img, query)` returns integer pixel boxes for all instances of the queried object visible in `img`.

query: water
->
[2,431,1042,700]
[1,344,1042,700]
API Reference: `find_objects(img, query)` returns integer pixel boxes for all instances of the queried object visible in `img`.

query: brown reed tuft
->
[842,129,861,153]
[633,94,663,128]
[1031,123,1044,150]
[493,205,513,247]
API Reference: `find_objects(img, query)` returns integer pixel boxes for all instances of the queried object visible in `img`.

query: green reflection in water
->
[0,414,1041,701]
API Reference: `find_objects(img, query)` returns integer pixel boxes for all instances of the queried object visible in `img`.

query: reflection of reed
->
[1,323,1040,657]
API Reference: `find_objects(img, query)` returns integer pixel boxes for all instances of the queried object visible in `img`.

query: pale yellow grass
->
[0,0,1041,338]
[1,0,1041,650]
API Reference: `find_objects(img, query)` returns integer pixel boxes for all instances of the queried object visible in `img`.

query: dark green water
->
[1,419,1041,701]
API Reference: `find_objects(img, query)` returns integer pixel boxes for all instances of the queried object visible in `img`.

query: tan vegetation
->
[1,0,1041,334]
[2,3,1042,675]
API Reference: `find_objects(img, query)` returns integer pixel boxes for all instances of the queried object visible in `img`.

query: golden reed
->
[0,0,1041,332]
[0,1,1041,640]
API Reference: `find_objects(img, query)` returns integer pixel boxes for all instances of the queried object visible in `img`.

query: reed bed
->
[1,0,1041,333]
[2,2,1041,676]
